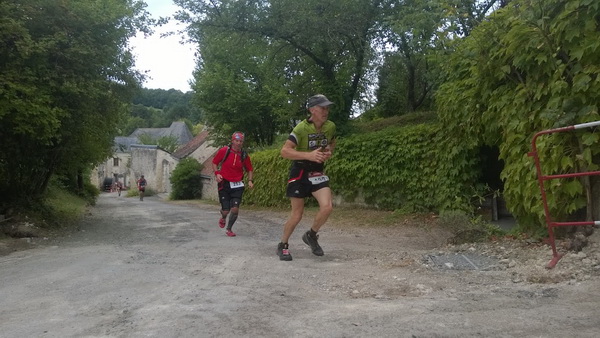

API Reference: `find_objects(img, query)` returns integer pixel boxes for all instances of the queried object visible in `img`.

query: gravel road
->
[0,193,599,337]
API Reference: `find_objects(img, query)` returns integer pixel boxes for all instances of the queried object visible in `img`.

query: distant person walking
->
[277,94,336,261]
[212,132,254,237]
[137,175,147,201]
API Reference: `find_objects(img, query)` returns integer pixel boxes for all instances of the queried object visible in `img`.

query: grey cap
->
[307,94,334,108]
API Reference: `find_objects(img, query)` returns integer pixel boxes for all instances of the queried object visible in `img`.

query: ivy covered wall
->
[243,122,481,213]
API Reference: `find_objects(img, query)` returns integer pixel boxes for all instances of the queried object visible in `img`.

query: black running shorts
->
[218,180,245,210]
[286,167,329,198]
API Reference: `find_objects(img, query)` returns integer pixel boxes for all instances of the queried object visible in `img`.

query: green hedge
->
[243,149,290,207]
[243,122,481,212]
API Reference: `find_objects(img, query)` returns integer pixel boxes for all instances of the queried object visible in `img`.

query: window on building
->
[113,158,119,166]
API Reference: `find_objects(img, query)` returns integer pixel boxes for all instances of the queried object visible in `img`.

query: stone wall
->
[91,152,131,189]
[129,145,179,193]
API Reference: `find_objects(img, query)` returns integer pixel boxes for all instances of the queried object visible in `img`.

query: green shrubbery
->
[328,123,480,212]
[243,149,289,207]
[43,184,90,227]
[78,181,100,206]
[170,158,203,200]
[436,0,600,232]
[243,121,482,213]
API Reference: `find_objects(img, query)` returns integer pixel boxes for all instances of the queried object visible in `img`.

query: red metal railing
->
[528,121,600,268]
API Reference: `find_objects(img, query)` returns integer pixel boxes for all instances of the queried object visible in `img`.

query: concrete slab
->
[426,253,500,271]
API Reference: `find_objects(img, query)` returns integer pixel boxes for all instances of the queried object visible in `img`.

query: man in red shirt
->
[211,132,254,237]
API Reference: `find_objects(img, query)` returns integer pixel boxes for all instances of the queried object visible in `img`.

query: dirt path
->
[0,193,599,337]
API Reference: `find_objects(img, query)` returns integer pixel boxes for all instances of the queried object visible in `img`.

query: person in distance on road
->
[137,175,147,201]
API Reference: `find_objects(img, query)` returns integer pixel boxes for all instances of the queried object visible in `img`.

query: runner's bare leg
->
[281,197,305,243]
[310,187,333,232]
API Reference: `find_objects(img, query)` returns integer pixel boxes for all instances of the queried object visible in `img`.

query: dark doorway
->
[478,146,513,225]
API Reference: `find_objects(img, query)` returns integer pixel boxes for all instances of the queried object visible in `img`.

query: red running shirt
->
[212,146,253,182]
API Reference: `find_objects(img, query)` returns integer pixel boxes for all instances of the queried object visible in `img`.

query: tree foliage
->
[122,88,203,136]
[190,29,283,146]
[155,136,180,153]
[0,0,152,208]
[173,0,512,133]
[369,0,509,119]
[436,0,600,230]
[175,0,386,140]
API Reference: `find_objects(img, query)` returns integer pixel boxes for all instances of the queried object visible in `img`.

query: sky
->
[129,1,196,92]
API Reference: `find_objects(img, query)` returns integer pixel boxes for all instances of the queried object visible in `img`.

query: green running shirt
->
[288,119,336,171]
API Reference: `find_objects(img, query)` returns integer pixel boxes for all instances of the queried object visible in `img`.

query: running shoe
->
[277,242,292,261]
[302,231,324,256]
[219,218,226,228]
[226,229,236,237]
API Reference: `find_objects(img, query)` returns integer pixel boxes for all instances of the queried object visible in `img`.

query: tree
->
[191,28,285,146]
[370,0,510,119]
[374,0,443,116]
[156,136,181,153]
[0,0,153,207]
[127,88,203,134]
[175,0,387,138]
[436,0,600,230]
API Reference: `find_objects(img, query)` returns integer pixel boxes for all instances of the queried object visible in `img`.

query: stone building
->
[91,122,193,193]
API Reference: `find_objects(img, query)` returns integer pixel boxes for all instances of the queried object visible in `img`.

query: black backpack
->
[218,145,247,168]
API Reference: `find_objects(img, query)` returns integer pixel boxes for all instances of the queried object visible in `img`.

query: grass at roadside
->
[43,186,89,227]
[1,185,90,240]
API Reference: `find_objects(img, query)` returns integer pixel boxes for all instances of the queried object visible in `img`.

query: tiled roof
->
[172,130,210,159]
[114,136,139,152]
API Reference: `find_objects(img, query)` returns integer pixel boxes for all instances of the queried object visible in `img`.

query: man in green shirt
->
[277,94,336,261]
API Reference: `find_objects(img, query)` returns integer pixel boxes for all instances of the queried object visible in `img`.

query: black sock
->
[228,212,238,229]
[309,229,317,237]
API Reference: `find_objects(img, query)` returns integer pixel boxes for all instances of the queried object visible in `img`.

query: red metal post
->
[528,121,600,268]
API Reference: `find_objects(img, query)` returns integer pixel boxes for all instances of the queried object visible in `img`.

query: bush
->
[243,149,289,207]
[327,123,480,212]
[78,180,100,206]
[170,158,203,200]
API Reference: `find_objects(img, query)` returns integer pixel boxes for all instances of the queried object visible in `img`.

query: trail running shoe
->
[219,218,226,228]
[277,242,292,261]
[226,229,236,237]
[302,231,324,256]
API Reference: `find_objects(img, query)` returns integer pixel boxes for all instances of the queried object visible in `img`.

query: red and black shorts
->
[286,167,329,199]
[218,180,245,211]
